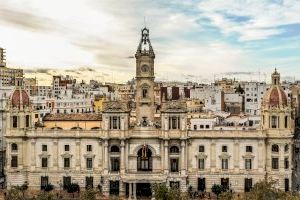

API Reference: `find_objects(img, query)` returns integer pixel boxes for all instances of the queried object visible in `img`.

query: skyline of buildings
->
[1,26,300,199]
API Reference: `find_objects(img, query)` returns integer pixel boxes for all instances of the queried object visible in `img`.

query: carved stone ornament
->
[161,100,187,113]
[103,101,128,112]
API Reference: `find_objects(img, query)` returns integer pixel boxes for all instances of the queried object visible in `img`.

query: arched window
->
[91,127,100,130]
[170,146,179,153]
[70,127,82,130]
[272,144,279,153]
[137,147,152,171]
[11,143,18,151]
[110,145,120,153]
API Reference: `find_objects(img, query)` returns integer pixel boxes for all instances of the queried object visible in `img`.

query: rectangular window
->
[86,176,93,189]
[245,159,252,170]
[222,159,228,169]
[64,158,70,168]
[111,158,120,172]
[271,116,277,128]
[86,158,93,169]
[200,125,204,129]
[170,159,179,172]
[41,176,48,190]
[246,146,253,153]
[285,178,289,192]
[87,145,92,152]
[25,115,30,127]
[222,146,228,152]
[64,145,69,151]
[199,145,205,152]
[198,159,205,170]
[63,176,71,190]
[12,116,18,128]
[205,125,209,129]
[284,157,289,169]
[198,178,206,192]
[272,158,279,169]
[11,156,18,167]
[42,158,48,168]
[244,178,252,192]
[194,125,197,130]
[109,181,119,196]
[42,145,47,152]
[110,116,120,129]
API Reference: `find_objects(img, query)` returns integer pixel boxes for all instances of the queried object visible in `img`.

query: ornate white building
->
[4,28,294,199]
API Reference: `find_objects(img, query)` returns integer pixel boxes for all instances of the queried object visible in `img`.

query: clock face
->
[141,64,149,73]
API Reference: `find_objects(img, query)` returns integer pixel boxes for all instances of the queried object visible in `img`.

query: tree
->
[219,191,234,200]
[152,183,168,200]
[211,184,226,199]
[4,187,23,200]
[152,183,188,200]
[35,192,54,200]
[80,188,97,200]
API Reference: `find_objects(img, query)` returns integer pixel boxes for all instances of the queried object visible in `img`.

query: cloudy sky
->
[0,0,300,84]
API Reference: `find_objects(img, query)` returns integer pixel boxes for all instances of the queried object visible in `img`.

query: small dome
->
[11,89,30,109]
[263,69,288,108]
[267,86,287,107]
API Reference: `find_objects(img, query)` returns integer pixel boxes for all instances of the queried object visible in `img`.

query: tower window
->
[246,146,253,153]
[110,116,120,129]
[142,89,148,98]
[272,144,279,153]
[272,158,279,169]
[169,116,180,129]
[11,143,18,151]
[42,145,47,152]
[271,116,277,128]
[12,116,18,128]
[285,116,288,128]
[222,145,228,152]
[25,115,30,127]
[11,156,18,167]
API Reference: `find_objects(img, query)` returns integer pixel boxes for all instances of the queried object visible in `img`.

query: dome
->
[263,69,288,108]
[11,89,30,109]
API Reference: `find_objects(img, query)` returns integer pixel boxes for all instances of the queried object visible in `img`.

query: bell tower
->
[135,27,155,126]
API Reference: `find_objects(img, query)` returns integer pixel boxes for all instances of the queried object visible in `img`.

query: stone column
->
[31,139,36,170]
[98,140,102,169]
[234,140,239,172]
[210,140,216,172]
[75,139,81,170]
[129,183,132,199]
[53,139,58,170]
[103,140,109,174]
[258,140,264,171]
[120,140,125,173]
[181,140,186,175]
[119,181,125,197]
[266,141,271,171]
[164,140,169,173]
[279,143,285,172]
[133,183,137,200]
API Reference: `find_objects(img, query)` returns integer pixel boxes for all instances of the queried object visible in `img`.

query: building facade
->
[4,28,294,199]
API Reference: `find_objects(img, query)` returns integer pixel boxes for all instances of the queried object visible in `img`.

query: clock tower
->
[135,27,155,126]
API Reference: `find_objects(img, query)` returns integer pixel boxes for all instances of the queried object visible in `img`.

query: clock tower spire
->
[135,27,155,126]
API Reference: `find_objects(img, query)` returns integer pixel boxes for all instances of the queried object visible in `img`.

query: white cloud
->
[0,0,299,83]
[197,0,300,41]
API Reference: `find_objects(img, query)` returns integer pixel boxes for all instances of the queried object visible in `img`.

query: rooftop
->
[43,113,102,121]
